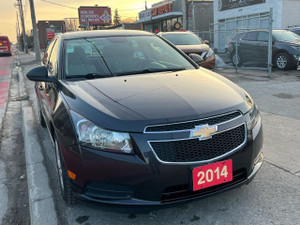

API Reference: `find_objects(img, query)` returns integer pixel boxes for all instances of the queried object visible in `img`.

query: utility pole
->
[16,0,28,53]
[16,11,21,50]
[267,7,273,77]
[28,0,41,61]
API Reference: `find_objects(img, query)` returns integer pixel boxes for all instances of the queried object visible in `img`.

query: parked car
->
[0,36,12,56]
[158,31,215,69]
[26,30,263,205]
[228,30,300,70]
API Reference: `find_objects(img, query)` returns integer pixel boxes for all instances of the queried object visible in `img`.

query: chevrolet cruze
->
[26,30,263,205]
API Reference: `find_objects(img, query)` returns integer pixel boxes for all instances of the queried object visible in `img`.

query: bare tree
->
[64,18,80,32]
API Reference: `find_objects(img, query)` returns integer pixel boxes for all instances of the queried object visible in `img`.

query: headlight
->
[70,111,133,154]
[291,46,300,51]
[205,48,214,58]
[243,90,260,130]
[248,103,260,130]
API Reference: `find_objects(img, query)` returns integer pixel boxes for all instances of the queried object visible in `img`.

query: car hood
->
[176,44,210,53]
[279,39,300,46]
[62,69,250,132]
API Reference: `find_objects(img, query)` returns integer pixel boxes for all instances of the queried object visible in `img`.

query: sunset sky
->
[1,0,160,43]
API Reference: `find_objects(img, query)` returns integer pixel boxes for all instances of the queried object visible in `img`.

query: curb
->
[18,62,58,225]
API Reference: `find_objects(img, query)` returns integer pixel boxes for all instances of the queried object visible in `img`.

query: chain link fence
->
[193,8,274,76]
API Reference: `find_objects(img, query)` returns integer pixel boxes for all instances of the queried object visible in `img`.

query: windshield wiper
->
[66,73,110,79]
[141,68,186,73]
[116,68,187,76]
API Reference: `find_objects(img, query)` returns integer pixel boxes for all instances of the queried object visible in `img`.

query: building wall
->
[213,0,284,52]
[281,0,300,28]
[187,1,214,31]
[214,0,283,29]
[37,21,65,50]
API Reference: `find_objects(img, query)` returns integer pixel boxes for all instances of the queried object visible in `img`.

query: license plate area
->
[192,159,233,191]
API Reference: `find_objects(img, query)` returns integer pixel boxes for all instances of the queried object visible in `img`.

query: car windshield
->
[64,35,195,79]
[273,30,300,42]
[162,33,203,45]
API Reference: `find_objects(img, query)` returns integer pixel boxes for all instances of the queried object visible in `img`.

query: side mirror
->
[189,53,204,65]
[26,66,55,82]
[204,40,210,45]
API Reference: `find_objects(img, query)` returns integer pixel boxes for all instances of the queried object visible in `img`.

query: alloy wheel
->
[276,55,288,69]
[232,53,240,66]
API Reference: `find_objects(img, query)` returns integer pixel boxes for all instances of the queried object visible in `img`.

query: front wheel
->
[275,52,290,70]
[232,52,243,67]
[54,137,76,204]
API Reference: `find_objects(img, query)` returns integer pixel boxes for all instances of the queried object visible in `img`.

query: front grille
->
[161,169,246,203]
[150,124,246,163]
[145,111,241,132]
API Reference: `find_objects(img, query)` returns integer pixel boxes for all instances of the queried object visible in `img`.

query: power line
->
[40,0,77,9]
[40,0,144,12]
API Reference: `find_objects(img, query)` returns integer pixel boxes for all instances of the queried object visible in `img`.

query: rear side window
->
[43,39,56,65]
[242,32,258,41]
[48,40,59,76]
[0,36,10,44]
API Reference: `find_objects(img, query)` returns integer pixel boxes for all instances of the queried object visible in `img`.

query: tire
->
[54,137,76,204]
[232,52,243,67]
[275,52,290,70]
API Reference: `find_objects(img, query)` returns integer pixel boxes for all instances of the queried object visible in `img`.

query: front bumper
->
[64,114,263,205]
[201,54,215,70]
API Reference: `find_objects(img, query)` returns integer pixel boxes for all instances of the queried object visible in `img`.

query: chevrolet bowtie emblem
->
[190,124,218,140]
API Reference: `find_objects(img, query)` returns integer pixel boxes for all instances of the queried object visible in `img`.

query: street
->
[1,52,300,225]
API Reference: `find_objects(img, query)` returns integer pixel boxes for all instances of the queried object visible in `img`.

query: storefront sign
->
[46,30,55,40]
[78,6,111,26]
[139,9,151,22]
[174,22,181,30]
[151,3,172,17]
[218,0,266,11]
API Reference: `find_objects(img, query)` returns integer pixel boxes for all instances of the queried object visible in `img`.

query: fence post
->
[235,20,238,73]
[268,7,273,77]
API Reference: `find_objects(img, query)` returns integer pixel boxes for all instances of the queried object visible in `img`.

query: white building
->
[214,0,300,52]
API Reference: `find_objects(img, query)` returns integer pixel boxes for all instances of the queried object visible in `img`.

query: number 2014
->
[197,165,229,185]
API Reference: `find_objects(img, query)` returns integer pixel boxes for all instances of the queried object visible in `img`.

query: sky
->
[0,0,160,43]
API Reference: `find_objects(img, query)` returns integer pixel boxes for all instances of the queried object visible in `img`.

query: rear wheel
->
[275,52,290,70]
[54,137,76,204]
[232,52,243,67]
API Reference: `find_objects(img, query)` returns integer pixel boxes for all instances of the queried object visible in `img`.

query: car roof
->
[60,30,154,40]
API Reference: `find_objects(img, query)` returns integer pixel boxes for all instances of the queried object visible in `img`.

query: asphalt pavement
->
[12,53,300,225]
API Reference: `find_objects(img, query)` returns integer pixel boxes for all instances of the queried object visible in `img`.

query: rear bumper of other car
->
[0,46,11,55]
[65,119,263,205]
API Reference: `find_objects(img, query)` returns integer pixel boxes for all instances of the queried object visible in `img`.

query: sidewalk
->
[17,52,58,225]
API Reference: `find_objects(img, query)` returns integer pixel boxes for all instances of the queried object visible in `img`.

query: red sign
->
[46,30,55,40]
[151,3,172,17]
[78,6,112,26]
[192,159,233,191]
